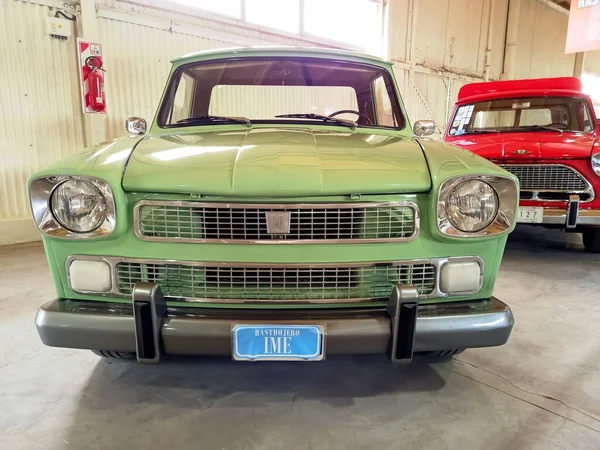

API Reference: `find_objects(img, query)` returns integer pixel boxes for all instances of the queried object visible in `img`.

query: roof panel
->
[171,46,391,66]
[457,77,584,102]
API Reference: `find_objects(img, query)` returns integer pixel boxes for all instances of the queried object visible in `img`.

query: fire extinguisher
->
[85,56,106,112]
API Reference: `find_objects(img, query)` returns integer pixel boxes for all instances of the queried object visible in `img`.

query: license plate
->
[517,206,544,223]
[232,324,325,361]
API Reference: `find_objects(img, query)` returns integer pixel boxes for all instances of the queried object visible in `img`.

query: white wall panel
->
[396,0,506,79]
[0,0,334,245]
[388,0,508,134]
[489,0,510,80]
[97,17,229,140]
[412,0,449,69]
[442,0,487,75]
[0,1,84,230]
[388,0,589,140]
[413,73,450,129]
[513,0,574,79]
[584,51,600,76]
[96,0,339,141]
[387,0,410,62]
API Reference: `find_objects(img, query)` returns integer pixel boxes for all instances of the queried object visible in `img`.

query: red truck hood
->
[447,132,596,160]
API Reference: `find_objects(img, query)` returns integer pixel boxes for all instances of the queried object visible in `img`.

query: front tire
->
[420,349,465,358]
[414,349,465,363]
[91,350,136,360]
[582,228,600,253]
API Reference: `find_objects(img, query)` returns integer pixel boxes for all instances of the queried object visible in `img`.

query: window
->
[473,110,515,128]
[373,76,396,127]
[159,58,404,130]
[582,72,600,103]
[304,0,382,53]
[582,103,594,132]
[170,73,195,123]
[173,0,242,19]
[520,108,552,126]
[209,85,358,119]
[167,0,383,53]
[245,0,300,33]
[448,97,594,136]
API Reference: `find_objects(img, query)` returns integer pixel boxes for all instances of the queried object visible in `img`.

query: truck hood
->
[122,128,431,196]
[448,132,596,160]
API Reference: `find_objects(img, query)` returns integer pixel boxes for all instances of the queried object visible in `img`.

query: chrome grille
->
[134,201,418,243]
[501,164,589,192]
[116,261,436,303]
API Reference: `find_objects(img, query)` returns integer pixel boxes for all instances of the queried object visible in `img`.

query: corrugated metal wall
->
[388,0,510,132]
[388,0,598,132]
[2,0,600,245]
[97,17,225,139]
[513,0,575,79]
[0,0,334,244]
[0,0,85,221]
[96,0,331,141]
[388,0,505,76]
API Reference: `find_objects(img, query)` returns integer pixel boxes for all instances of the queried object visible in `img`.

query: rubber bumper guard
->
[131,282,419,364]
[386,285,419,363]
[133,282,167,363]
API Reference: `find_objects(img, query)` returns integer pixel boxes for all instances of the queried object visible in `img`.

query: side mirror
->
[413,120,436,137]
[126,117,147,135]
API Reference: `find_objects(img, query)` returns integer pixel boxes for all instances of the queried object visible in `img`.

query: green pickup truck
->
[30,47,518,363]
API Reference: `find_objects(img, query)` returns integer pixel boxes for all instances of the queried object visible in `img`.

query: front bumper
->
[36,292,514,361]
[538,208,600,226]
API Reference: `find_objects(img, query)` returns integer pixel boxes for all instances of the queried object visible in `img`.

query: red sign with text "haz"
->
[566,0,600,54]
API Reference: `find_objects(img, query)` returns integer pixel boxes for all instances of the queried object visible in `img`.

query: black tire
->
[419,349,465,358]
[91,350,136,360]
[582,228,600,253]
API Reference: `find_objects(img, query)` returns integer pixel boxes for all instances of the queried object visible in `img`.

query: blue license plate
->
[232,324,325,361]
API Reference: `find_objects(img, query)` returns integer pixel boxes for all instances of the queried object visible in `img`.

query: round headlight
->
[446,180,498,232]
[50,180,107,233]
[592,152,600,177]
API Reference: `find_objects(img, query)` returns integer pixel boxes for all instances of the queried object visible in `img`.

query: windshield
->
[448,96,595,136]
[157,57,405,130]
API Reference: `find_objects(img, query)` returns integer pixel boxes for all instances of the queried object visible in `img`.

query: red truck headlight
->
[592,152,600,177]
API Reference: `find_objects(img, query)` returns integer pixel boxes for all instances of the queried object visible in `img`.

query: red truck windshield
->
[448,96,595,136]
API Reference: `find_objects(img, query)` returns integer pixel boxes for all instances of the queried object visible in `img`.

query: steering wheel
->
[328,109,373,125]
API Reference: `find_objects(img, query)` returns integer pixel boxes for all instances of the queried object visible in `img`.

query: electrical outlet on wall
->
[46,17,72,39]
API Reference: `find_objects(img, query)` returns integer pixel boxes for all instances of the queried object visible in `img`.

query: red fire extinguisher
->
[85,56,106,112]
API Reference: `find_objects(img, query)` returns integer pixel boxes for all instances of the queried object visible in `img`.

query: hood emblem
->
[513,149,530,155]
[266,211,291,234]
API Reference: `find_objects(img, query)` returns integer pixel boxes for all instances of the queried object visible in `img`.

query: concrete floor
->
[1,227,600,450]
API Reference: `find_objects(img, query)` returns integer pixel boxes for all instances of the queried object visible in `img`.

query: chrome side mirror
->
[125,117,147,135]
[413,120,436,137]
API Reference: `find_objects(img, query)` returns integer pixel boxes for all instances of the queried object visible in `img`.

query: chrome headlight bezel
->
[437,175,518,237]
[592,152,600,177]
[29,175,116,239]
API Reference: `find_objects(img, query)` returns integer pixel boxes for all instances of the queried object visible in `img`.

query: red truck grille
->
[501,164,593,202]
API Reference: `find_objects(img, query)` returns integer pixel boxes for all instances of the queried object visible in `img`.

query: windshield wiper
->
[275,113,357,129]
[177,115,251,127]
[468,129,502,134]
[524,125,571,133]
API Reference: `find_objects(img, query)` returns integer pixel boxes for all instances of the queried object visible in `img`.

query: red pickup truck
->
[444,77,600,252]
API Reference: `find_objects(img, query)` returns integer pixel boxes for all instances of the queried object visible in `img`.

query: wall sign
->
[77,39,107,114]
[566,0,600,53]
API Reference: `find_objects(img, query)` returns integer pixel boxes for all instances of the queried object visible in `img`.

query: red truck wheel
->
[583,228,600,253]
